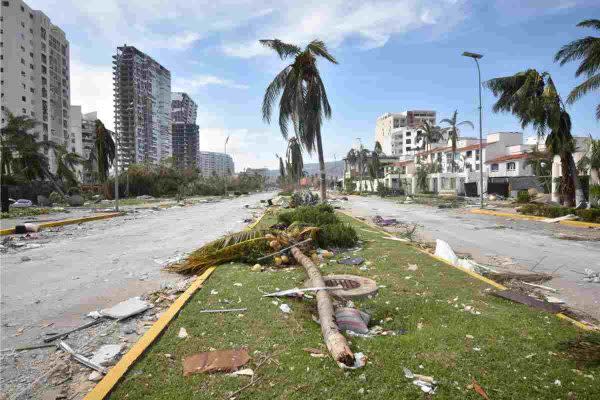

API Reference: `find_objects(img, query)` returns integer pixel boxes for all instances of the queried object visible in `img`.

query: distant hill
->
[267,160,345,179]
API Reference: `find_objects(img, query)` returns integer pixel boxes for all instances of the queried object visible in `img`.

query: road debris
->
[58,341,108,374]
[178,327,189,339]
[583,269,600,283]
[335,308,370,334]
[43,319,104,343]
[229,368,254,377]
[372,215,400,227]
[338,257,365,265]
[470,379,490,400]
[303,348,326,358]
[90,344,123,366]
[99,297,151,320]
[279,304,291,314]
[262,286,341,298]
[199,308,248,314]
[544,214,578,223]
[182,348,250,376]
[492,290,563,313]
[403,367,438,394]
[339,352,367,369]
[521,282,558,292]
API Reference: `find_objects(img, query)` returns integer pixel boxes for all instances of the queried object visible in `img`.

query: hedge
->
[517,204,600,223]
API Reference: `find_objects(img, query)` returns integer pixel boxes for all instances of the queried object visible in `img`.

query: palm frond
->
[306,40,338,64]
[262,66,291,123]
[577,19,600,30]
[567,74,600,103]
[259,39,301,60]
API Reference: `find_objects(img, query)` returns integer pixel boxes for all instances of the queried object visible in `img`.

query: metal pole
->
[475,58,484,209]
[114,134,119,212]
[224,135,230,197]
[357,138,363,195]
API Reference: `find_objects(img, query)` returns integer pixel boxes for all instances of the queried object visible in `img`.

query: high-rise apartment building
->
[198,151,234,177]
[375,110,437,157]
[113,45,171,169]
[171,92,199,169]
[70,107,103,183]
[0,0,71,172]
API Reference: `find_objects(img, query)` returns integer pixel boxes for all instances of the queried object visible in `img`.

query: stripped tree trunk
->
[290,246,355,367]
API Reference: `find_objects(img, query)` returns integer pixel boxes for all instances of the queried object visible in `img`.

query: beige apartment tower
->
[0,0,71,171]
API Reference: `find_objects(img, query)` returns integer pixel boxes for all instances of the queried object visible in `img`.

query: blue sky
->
[29,0,600,170]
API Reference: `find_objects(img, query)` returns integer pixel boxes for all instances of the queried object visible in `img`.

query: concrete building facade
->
[69,108,102,183]
[198,151,234,177]
[1,0,71,172]
[171,92,199,169]
[375,111,437,157]
[113,45,171,169]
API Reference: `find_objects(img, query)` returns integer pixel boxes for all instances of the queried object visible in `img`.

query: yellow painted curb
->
[339,210,597,331]
[83,208,270,399]
[1,212,122,236]
[470,208,600,229]
[83,267,216,400]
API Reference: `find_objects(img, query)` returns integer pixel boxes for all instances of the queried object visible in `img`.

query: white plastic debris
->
[86,311,102,319]
[178,327,189,339]
[434,239,459,266]
[279,304,291,314]
[229,368,254,377]
[583,269,600,283]
[403,367,437,394]
[99,297,150,320]
[210,289,219,295]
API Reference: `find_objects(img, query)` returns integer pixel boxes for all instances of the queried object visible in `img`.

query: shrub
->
[278,204,358,247]
[278,191,293,196]
[516,190,531,203]
[377,185,390,197]
[48,191,65,205]
[518,203,600,223]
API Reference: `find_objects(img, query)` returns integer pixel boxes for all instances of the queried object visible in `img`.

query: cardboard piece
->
[492,290,563,313]
[183,349,250,376]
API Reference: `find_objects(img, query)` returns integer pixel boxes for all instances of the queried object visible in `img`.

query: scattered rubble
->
[89,344,123,367]
[99,297,151,320]
[583,269,600,283]
[403,367,438,394]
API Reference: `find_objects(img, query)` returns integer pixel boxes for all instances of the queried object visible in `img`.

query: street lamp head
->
[462,51,483,59]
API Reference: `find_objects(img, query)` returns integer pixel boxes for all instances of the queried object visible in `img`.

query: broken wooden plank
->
[58,341,108,374]
[492,290,563,313]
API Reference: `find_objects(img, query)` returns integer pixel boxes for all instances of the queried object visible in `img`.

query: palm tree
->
[440,111,473,172]
[524,146,553,193]
[260,39,338,201]
[52,144,84,188]
[286,137,304,186]
[417,121,443,154]
[275,153,286,186]
[554,19,600,120]
[577,135,600,206]
[485,69,583,206]
[93,119,115,183]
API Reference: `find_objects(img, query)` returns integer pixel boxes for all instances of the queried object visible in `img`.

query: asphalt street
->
[343,195,600,321]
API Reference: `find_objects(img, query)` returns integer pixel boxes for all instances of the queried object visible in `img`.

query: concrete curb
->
[82,208,270,399]
[470,208,600,229]
[339,210,597,332]
[0,212,123,236]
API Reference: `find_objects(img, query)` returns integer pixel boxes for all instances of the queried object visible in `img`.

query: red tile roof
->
[485,153,529,164]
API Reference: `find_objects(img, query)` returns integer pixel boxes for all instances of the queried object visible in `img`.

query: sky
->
[28,0,600,171]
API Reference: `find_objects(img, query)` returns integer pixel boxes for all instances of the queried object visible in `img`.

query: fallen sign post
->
[43,318,104,343]
[262,286,342,298]
[199,308,248,314]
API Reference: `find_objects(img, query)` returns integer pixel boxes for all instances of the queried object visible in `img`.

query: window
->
[2,2,10,7]
[21,21,25,28]
[40,27,46,40]
[491,163,499,172]
[406,139,411,144]
[21,58,25,64]
[406,131,411,136]
[30,52,33,58]
[21,4,24,11]
[507,162,516,171]
[22,108,27,114]
[22,96,26,102]
[30,87,34,93]
[466,150,472,157]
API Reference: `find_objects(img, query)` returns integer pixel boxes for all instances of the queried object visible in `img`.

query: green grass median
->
[109,213,598,400]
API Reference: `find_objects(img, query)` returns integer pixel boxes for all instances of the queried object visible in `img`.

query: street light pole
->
[462,51,484,209]
[223,135,230,197]
[114,131,119,212]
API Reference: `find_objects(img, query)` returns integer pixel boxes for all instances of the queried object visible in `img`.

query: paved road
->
[0,193,271,350]
[343,195,600,321]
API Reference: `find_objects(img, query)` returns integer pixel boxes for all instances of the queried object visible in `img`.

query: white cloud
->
[173,75,249,91]
[220,0,469,58]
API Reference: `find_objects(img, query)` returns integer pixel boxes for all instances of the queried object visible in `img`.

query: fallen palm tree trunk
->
[290,245,355,367]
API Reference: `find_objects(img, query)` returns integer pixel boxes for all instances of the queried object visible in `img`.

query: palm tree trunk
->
[316,132,327,201]
[290,246,355,367]
[568,154,585,206]
[560,154,575,207]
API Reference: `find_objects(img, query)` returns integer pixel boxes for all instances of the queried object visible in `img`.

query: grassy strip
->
[109,212,598,400]
[0,207,58,219]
